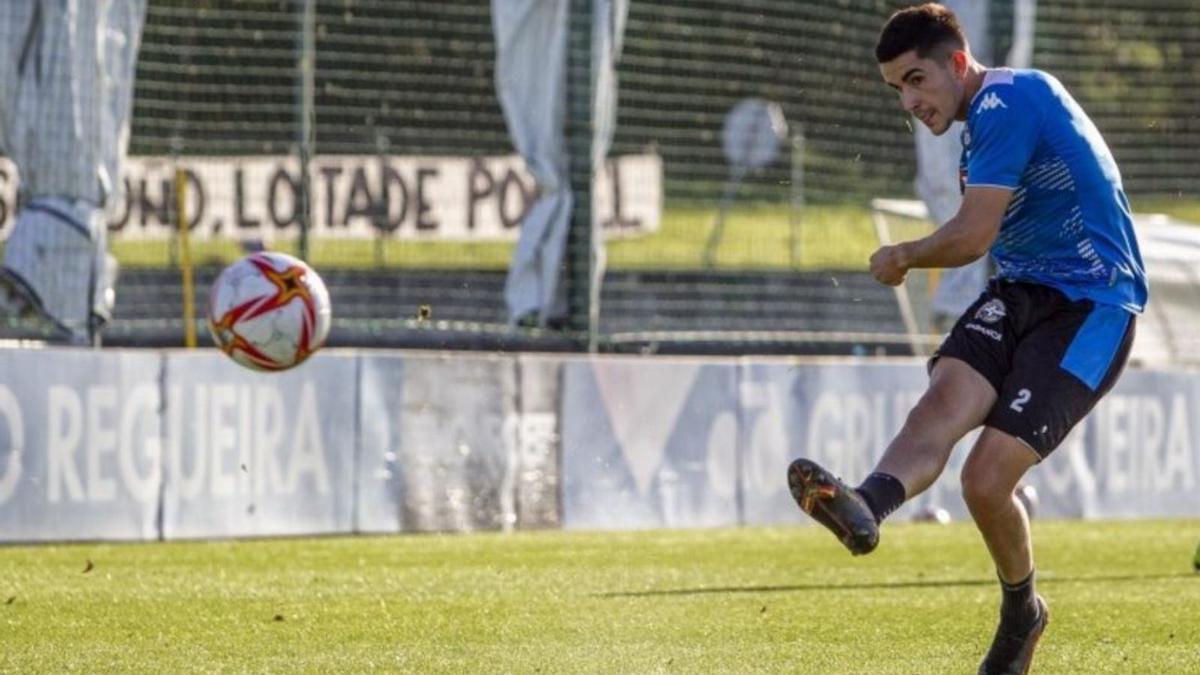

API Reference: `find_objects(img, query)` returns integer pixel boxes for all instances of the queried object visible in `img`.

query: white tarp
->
[0,0,147,341]
[0,0,145,204]
[492,0,628,325]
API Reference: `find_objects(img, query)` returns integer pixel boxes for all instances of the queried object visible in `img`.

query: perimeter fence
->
[1,0,1197,358]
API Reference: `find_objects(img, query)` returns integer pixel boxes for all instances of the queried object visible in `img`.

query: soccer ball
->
[207,252,331,371]
[912,504,951,524]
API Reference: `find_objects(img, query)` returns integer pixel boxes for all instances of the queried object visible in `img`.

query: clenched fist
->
[869,245,909,286]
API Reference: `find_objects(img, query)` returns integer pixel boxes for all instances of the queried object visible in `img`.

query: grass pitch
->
[1,520,1197,673]
[109,198,1200,272]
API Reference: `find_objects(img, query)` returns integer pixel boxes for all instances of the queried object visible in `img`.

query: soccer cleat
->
[978,595,1049,675]
[787,458,879,555]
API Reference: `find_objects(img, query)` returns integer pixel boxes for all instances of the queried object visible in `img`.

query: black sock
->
[1000,570,1039,626]
[855,472,906,524]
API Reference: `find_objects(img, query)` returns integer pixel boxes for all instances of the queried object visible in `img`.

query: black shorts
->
[931,279,1135,459]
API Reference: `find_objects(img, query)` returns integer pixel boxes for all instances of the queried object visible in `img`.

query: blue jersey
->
[960,69,1147,313]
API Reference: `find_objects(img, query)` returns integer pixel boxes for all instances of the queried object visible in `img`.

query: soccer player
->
[787,4,1146,674]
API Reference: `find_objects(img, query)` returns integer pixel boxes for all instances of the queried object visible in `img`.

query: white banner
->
[739,361,1200,524]
[561,358,741,530]
[159,352,358,539]
[1,350,1197,544]
[356,352,519,534]
[0,153,662,242]
[0,350,164,542]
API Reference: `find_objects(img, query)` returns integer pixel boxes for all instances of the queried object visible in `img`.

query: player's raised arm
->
[794,5,1148,674]
[869,185,1010,285]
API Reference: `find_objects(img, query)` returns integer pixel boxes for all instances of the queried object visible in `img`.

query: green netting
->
[126,1,1200,270]
[5,1,1198,350]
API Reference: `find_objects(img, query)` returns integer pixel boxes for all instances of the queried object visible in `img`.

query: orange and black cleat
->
[787,458,879,556]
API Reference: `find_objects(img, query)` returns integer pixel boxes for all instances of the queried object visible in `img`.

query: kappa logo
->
[978,91,1007,112]
[975,298,1006,324]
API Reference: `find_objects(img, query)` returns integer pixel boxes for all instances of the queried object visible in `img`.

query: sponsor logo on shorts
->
[975,298,1006,324]
[965,322,1003,341]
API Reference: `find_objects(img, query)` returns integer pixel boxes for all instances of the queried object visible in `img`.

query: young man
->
[787,4,1146,674]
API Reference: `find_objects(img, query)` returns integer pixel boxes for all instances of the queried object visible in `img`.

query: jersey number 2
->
[1010,388,1032,413]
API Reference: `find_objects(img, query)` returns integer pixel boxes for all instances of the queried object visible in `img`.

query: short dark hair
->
[875,3,967,64]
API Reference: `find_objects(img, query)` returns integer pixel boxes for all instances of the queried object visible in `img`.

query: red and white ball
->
[207,252,331,371]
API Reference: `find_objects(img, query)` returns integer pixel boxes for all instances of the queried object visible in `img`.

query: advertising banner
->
[739,361,979,525]
[561,358,740,530]
[514,355,563,529]
[357,352,519,533]
[739,361,1200,525]
[1044,369,1200,519]
[1,350,1197,544]
[0,350,164,541]
[159,352,358,539]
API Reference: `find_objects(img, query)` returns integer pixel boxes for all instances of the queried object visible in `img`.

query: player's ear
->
[951,50,968,78]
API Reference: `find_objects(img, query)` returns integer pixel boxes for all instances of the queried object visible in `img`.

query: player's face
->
[879,49,966,136]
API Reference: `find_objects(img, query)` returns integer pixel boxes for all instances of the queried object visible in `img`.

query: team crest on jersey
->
[974,298,1006,323]
[978,92,1007,112]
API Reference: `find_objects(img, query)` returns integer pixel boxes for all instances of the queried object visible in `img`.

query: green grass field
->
[2,521,1197,673]
[110,197,1200,273]
[114,203,896,271]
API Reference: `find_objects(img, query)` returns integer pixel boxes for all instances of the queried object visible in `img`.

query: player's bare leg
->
[873,357,997,497]
[789,357,995,553]
[961,428,1047,675]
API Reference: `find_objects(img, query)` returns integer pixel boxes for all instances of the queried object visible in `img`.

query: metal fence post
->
[296,0,316,261]
[566,0,596,351]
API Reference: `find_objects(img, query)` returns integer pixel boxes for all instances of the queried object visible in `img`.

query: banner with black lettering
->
[159,352,357,539]
[0,350,164,542]
[0,154,661,242]
[356,353,519,533]
[561,358,741,530]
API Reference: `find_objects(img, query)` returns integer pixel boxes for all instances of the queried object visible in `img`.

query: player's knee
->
[959,459,1009,514]
[906,385,958,430]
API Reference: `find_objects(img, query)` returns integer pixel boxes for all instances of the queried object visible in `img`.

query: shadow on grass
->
[599,572,1195,598]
